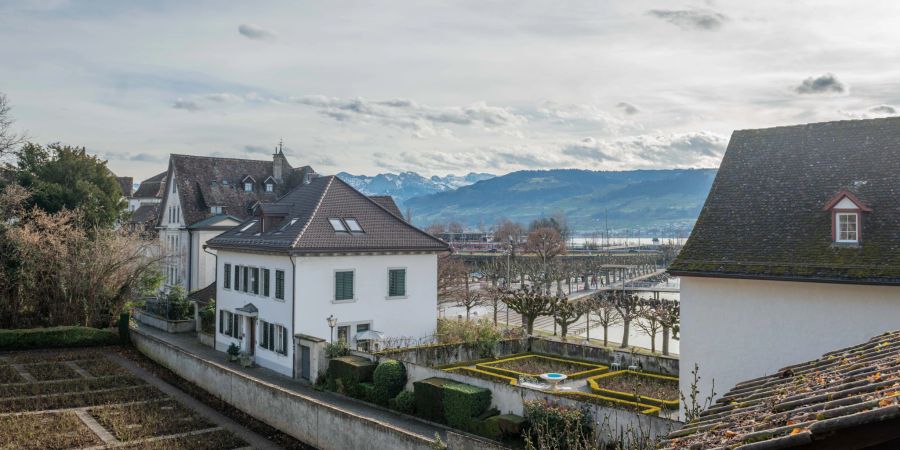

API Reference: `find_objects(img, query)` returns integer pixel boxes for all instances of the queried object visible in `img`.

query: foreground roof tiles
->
[670,117,900,285]
[662,330,900,449]
[207,175,449,254]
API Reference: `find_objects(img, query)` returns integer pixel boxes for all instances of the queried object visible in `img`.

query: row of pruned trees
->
[497,288,680,356]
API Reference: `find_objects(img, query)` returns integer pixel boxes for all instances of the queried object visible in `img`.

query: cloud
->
[616,102,639,115]
[647,9,728,31]
[243,144,273,156]
[795,73,846,94]
[204,92,244,103]
[172,98,201,111]
[238,24,275,40]
[561,137,620,161]
[869,105,896,115]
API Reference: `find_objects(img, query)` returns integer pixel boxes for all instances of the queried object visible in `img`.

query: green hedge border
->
[0,327,120,351]
[475,353,608,380]
[587,370,679,409]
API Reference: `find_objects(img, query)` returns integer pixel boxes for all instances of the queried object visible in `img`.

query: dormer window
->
[211,206,224,215]
[265,183,274,192]
[244,182,253,192]
[823,189,871,245]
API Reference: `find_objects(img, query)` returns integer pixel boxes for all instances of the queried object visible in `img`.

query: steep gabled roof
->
[132,171,167,198]
[116,177,133,197]
[670,117,900,285]
[161,155,283,227]
[207,175,449,254]
[662,330,900,450]
[369,195,404,219]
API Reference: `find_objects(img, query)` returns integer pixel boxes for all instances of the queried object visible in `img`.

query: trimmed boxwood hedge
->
[372,359,406,406]
[0,327,119,351]
[587,370,680,409]
[413,377,454,422]
[443,381,491,431]
[389,390,416,414]
[327,356,377,398]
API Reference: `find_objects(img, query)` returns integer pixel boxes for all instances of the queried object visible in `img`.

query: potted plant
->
[239,352,254,368]
[227,343,240,362]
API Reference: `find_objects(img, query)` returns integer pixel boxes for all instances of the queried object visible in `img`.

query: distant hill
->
[336,171,494,204]
[403,169,718,234]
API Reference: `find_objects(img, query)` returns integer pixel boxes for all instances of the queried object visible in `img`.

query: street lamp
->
[326,315,337,344]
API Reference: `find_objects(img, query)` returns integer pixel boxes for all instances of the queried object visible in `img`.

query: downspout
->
[290,255,297,378]
[202,244,218,336]
[187,229,193,291]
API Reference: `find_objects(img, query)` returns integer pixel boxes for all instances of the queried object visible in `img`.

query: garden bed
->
[91,399,215,441]
[0,365,22,383]
[476,353,607,379]
[77,358,129,377]
[119,429,247,449]
[0,412,102,450]
[588,370,679,409]
[0,374,144,399]
[24,362,81,381]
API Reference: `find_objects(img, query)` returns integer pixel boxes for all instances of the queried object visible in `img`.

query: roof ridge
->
[170,154,275,164]
[733,115,900,134]
[290,175,335,248]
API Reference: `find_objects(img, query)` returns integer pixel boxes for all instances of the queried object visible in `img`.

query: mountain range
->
[339,169,717,234]
[336,171,495,204]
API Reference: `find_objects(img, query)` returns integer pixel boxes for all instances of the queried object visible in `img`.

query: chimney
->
[273,140,290,183]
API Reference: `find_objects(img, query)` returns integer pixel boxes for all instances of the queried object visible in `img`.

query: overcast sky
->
[2,1,900,181]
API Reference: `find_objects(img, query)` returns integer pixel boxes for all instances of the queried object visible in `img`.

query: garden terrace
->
[0,348,249,449]
[475,353,608,379]
[661,330,900,450]
[588,370,679,409]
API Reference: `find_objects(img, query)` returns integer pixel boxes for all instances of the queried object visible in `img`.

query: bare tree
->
[589,293,622,346]
[526,227,566,266]
[425,222,447,236]
[612,293,645,348]
[655,299,680,356]
[636,302,662,353]
[500,287,555,335]
[494,218,524,252]
[553,298,588,341]
[0,93,26,160]
[437,254,464,304]
[455,270,484,321]
[447,221,464,234]
[478,258,506,325]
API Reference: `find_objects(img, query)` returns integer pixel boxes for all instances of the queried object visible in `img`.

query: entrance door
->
[300,345,311,380]
[248,318,256,355]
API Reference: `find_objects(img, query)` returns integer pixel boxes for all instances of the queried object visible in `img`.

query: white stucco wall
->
[680,276,900,411]
[215,251,295,376]
[190,227,235,291]
[214,251,439,378]
[293,253,438,346]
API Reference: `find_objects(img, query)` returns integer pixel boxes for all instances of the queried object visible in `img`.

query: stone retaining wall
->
[134,310,195,334]
[529,337,679,375]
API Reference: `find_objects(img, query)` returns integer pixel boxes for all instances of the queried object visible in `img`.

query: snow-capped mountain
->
[336,171,494,205]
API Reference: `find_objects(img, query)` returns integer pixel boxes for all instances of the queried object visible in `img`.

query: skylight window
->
[345,218,363,232]
[329,218,346,232]
[240,220,257,232]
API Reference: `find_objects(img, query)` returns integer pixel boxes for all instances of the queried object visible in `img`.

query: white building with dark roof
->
[206,175,449,379]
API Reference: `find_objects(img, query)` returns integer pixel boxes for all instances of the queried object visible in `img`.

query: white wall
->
[293,253,438,346]
[680,276,900,411]
[215,250,295,376]
[190,228,235,291]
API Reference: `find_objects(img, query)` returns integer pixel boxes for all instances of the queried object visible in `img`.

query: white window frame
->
[836,212,859,243]
[244,182,253,192]
[333,269,356,303]
[386,267,408,299]
[328,218,347,232]
[265,183,274,192]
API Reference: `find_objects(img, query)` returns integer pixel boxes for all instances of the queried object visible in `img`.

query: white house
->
[156,149,316,292]
[669,117,900,411]
[206,175,449,380]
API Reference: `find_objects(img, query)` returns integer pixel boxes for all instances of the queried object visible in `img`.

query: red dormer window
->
[823,189,871,244]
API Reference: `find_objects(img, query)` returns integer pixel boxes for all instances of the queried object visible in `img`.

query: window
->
[276,325,287,355]
[219,310,240,338]
[263,269,270,297]
[329,218,346,232]
[260,321,287,355]
[265,183,274,192]
[356,323,370,333]
[335,271,354,301]
[388,269,406,297]
[234,265,241,291]
[837,213,859,243]
[345,218,363,232]
[275,270,285,300]
[244,182,253,192]
[211,206,223,214]
[242,266,249,293]
[224,264,231,289]
[337,325,349,343]
[251,267,260,294]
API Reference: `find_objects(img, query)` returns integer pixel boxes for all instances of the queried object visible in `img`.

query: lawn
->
[0,347,248,449]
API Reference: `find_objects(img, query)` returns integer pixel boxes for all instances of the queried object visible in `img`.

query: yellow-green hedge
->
[475,353,608,380]
[587,370,679,409]
[445,366,518,385]
[553,390,661,415]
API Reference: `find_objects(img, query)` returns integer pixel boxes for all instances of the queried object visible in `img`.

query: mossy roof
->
[670,117,900,285]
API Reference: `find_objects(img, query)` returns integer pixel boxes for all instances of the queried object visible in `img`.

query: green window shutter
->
[389,269,406,297]
[263,269,270,297]
[269,324,275,351]
[234,266,240,290]
[242,267,249,293]
[252,268,260,294]
[281,326,288,355]
[335,271,354,300]
[275,270,285,300]
[224,264,231,289]
[219,310,224,334]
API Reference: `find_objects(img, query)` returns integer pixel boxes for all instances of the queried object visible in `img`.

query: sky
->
[2,1,900,181]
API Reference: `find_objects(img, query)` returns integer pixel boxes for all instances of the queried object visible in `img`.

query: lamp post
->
[326,315,337,344]
[506,235,513,326]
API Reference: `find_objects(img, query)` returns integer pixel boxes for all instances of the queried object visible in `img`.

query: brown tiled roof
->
[128,204,160,225]
[663,330,900,450]
[670,117,900,285]
[207,175,449,254]
[160,155,308,227]
[116,177,133,197]
[188,281,216,304]
[369,195,404,219]
[133,171,167,198]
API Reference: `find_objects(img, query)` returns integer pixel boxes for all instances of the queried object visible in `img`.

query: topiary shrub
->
[414,377,454,422]
[326,356,377,396]
[358,382,377,402]
[389,390,416,414]
[443,381,492,432]
[372,359,407,405]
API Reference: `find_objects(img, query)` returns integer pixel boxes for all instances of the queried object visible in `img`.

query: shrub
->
[443,381,491,431]
[470,416,503,440]
[325,340,349,358]
[372,359,407,405]
[389,390,416,414]
[523,400,594,449]
[0,327,119,351]
[414,378,453,422]
[493,414,527,437]
[358,382,377,402]
[327,356,377,397]
[117,313,130,344]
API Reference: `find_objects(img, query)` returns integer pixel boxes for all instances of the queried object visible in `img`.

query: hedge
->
[372,359,406,405]
[358,382,377,403]
[443,381,491,431]
[476,353,607,380]
[389,390,416,414]
[327,356,377,398]
[0,327,120,351]
[553,390,661,415]
[587,370,680,409]
[413,377,454,422]
[444,366,518,385]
